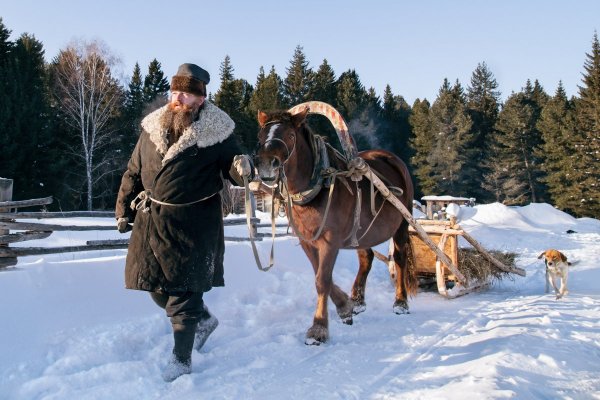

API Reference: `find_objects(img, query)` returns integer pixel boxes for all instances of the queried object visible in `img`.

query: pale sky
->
[1,0,598,104]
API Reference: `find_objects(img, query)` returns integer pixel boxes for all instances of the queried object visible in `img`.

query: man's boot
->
[194,305,219,351]
[162,323,195,382]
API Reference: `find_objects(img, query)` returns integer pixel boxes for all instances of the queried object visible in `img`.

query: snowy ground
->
[1,203,599,400]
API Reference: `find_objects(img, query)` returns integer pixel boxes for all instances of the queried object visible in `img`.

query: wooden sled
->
[373,218,526,299]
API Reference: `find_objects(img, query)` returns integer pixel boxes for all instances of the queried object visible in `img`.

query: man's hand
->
[117,217,130,233]
[233,154,252,177]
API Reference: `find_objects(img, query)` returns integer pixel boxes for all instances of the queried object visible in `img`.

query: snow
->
[1,203,600,399]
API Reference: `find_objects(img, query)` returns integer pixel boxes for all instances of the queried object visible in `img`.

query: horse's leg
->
[350,248,374,315]
[392,219,412,314]
[330,283,354,325]
[301,241,339,345]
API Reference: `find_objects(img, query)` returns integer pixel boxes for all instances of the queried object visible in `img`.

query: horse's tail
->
[405,235,418,297]
[393,219,418,298]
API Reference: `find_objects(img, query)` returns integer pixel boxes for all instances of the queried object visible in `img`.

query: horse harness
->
[263,129,404,247]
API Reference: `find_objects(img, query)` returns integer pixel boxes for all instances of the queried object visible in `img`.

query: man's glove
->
[233,154,252,178]
[117,217,130,233]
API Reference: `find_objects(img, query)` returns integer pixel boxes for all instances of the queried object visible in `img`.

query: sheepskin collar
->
[141,101,235,165]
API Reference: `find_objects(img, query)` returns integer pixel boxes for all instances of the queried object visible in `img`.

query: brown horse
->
[255,108,417,345]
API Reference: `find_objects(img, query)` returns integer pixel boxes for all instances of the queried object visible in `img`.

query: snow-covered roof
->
[421,195,473,201]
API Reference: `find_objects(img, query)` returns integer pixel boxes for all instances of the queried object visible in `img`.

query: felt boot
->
[162,323,195,382]
[194,305,219,351]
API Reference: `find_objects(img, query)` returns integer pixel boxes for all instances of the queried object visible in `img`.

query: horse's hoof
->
[337,302,354,324]
[393,300,410,315]
[305,325,328,345]
[352,302,366,315]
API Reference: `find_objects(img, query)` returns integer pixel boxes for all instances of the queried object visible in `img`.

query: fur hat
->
[170,63,210,97]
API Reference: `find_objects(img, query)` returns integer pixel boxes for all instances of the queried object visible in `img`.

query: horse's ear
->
[257,110,269,127]
[291,106,310,128]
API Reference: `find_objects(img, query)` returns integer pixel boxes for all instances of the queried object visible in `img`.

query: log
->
[0,196,53,209]
[0,243,128,257]
[0,230,53,244]
[436,234,449,296]
[361,164,466,283]
[0,221,116,231]
[0,211,114,219]
[372,249,389,263]
[0,178,15,268]
[461,230,526,277]
[408,225,464,235]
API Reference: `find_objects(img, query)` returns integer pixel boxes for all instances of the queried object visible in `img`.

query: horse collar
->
[280,134,331,206]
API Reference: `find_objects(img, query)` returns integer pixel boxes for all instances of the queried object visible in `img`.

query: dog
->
[537,249,571,299]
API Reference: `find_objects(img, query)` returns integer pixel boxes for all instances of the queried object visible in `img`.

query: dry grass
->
[458,247,517,284]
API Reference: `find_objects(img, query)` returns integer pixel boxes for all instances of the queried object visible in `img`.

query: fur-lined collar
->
[141,101,235,165]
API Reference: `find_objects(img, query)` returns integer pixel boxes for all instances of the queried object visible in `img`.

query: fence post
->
[0,178,17,268]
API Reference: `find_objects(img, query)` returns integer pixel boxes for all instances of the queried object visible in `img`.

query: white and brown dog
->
[538,249,571,299]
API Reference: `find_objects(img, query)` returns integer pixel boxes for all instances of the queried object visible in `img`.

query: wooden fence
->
[0,178,289,269]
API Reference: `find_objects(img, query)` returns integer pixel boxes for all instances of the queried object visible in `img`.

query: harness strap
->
[283,170,337,244]
[244,175,275,272]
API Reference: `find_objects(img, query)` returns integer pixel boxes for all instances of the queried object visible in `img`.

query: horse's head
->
[254,107,309,182]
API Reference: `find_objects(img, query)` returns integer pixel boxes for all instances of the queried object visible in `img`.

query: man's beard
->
[160,102,200,146]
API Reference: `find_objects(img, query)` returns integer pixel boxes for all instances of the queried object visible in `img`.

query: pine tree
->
[537,82,579,213]
[6,33,59,200]
[425,79,474,196]
[214,55,256,151]
[572,32,600,217]
[487,90,543,205]
[306,59,338,145]
[311,59,337,105]
[119,62,145,164]
[409,98,435,197]
[375,85,412,164]
[143,58,169,106]
[336,69,367,121]
[283,45,313,107]
[214,55,238,113]
[0,18,15,180]
[466,62,501,202]
[249,65,285,115]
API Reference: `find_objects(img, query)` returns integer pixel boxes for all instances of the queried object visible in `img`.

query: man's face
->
[170,91,205,111]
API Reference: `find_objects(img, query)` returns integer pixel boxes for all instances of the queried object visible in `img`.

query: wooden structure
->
[0,191,273,268]
[421,195,475,220]
[374,217,526,298]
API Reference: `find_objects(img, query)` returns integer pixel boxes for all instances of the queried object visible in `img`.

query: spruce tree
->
[375,85,412,164]
[537,82,579,213]
[119,62,145,165]
[466,62,501,203]
[409,98,436,197]
[143,58,169,106]
[311,59,337,105]
[573,32,600,217]
[425,79,474,196]
[7,33,59,200]
[336,69,367,121]
[249,65,285,115]
[306,59,338,145]
[488,90,543,205]
[283,45,313,107]
[0,18,15,181]
[214,55,256,151]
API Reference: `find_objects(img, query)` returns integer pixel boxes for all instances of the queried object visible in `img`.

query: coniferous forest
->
[0,18,599,218]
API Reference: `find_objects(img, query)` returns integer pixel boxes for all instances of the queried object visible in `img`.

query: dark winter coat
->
[115,101,246,293]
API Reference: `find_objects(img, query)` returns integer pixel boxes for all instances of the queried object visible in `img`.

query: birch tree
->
[51,40,122,210]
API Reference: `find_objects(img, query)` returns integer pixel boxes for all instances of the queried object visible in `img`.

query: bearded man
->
[115,63,252,381]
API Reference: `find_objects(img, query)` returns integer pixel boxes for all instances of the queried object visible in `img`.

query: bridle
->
[257,120,297,168]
